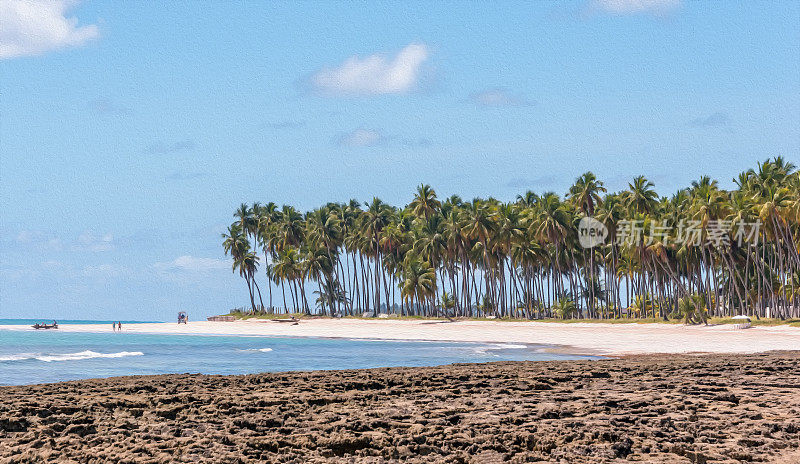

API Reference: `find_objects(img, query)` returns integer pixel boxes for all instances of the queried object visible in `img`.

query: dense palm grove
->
[223,158,800,321]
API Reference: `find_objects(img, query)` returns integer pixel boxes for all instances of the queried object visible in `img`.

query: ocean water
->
[0,322,599,386]
[0,319,161,325]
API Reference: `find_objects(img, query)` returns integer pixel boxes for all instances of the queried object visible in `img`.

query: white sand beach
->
[8,319,799,356]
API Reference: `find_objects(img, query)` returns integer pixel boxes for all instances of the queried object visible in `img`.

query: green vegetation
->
[224,311,800,327]
[674,293,710,325]
[222,157,800,322]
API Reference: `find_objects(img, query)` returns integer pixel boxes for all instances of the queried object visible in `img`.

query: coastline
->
[3,352,799,463]
[4,318,799,356]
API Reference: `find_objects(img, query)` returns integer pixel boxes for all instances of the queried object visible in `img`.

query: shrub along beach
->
[223,158,800,322]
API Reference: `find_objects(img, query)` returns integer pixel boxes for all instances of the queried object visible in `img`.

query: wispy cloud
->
[0,0,99,59]
[81,264,124,279]
[145,139,195,154]
[2,259,125,281]
[76,231,114,252]
[311,43,430,96]
[10,229,116,253]
[15,230,63,252]
[92,97,130,116]
[337,128,385,147]
[688,112,729,128]
[335,129,432,148]
[471,88,534,107]
[1,260,59,281]
[154,256,229,273]
[590,0,681,15]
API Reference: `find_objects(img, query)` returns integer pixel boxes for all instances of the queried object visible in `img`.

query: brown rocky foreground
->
[1,352,799,463]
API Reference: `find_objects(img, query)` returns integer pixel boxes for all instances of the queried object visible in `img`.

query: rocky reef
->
[2,352,799,463]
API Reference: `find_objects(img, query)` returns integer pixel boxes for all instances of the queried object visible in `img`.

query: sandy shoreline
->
[2,352,799,463]
[3,319,799,356]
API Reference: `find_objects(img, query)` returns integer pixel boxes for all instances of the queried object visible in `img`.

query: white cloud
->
[11,229,114,253]
[338,128,384,147]
[592,0,681,15]
[77,231,114,252]
[14,230,63,252]
[81,264,123,278]
[0,261,40,281]
[154,255,229,273]
[15,230,35,244]
[311,43,429,96]
[0,0,99,59]
[471,88,534,107]
[2,260,124,281]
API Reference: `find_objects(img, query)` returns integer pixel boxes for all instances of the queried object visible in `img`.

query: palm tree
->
[409,184,441,220]
[568,172,606,217]
[401,256,436,316]
[242,250,263,311]
[624,176,658,215]
[463,200,498,315]
[568,172,606,314]
[264,263,276,312]
[362,198,392,313]
[273,247,304,313]
[552,297,578,320]
[222,224,257,311]
[440,291,456,318]
[307,207,343,313]
[676,293,709,325]
[223,159,799,321]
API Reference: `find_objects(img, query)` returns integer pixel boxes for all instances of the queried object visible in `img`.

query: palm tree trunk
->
[252,275,265,312]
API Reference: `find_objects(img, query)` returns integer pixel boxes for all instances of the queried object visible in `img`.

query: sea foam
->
[471,343,530,356]
[0,350,144,363]
[486,343,528,350]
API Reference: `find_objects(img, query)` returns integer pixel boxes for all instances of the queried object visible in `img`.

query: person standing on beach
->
[118,321,122,331]
[112,322,116,332]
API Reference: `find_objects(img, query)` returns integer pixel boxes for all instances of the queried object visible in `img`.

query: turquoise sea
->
[0,320,599,386]
[0,319,162,326]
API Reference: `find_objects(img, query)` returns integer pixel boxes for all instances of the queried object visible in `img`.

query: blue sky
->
[1,0,798,320]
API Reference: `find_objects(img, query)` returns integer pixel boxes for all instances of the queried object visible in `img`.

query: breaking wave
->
[485,343,528,350]
[237,347,273,353]
[472,343,530,356]
[0,350,144,363]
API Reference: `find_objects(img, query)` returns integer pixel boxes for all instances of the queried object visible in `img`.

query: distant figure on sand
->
[118,321,122,331]
[112,322,116,331]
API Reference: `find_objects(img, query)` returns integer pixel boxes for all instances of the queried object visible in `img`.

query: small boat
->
[32,321,58,330]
